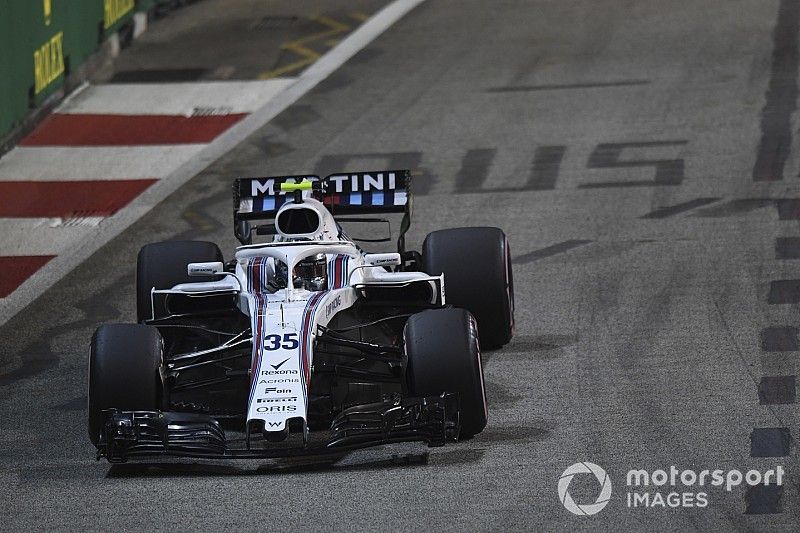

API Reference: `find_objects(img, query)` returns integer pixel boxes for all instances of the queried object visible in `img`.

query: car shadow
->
[105,446,431,478]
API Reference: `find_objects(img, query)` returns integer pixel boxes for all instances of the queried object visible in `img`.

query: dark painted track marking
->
[750,427,792,456]
[455,149,496,192]
[363,142,692,193]
[751,2,800,509]
[528,146,566,190]
[758,376,796,404]
[487,80,650,92]
[582,141,687,188]
[513,240,592,264]
[776,237,800,259]
[767,279,800,304]
[776,199,800,219]
[455,146,565,192]
[752,0,800,181]
[695,198,800,218]
[694,198,773,217]
[640,197,720,219]
[761,326,799,351]
[745,485,784,514]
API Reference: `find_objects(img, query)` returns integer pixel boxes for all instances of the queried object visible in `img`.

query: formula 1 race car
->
[88,170,514,462]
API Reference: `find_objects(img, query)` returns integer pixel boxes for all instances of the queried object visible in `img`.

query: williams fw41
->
[88,170,514,462]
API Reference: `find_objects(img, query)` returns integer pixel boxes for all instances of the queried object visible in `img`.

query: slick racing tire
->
[88,324,163,446]
[136,240,223,322]
[404,308,487,438]
[423,226,514,348]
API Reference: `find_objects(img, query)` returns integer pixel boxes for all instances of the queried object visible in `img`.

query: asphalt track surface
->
[2,0,800,530]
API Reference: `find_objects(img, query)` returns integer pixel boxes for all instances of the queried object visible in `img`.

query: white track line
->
[0,0,427,326]
[0,146,205,180]
[59,80,296,115]
[0,219,101,256]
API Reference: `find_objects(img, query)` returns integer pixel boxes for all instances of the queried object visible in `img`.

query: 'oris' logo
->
[256,405,297,413]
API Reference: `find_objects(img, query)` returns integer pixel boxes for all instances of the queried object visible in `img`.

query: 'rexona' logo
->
[558,462,612,516]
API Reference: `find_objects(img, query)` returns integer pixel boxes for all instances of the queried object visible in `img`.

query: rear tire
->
[136,240,223,322]
[423,227,514,348]
[88,324,162,446]
[404,308,487,438]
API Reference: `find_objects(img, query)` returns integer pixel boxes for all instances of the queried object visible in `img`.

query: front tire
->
[423,227,514,348]
[136,240,223,322]
[88,324,163,446]
[404,308,487,438]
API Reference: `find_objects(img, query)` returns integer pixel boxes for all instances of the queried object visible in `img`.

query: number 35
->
[264,333,299,350]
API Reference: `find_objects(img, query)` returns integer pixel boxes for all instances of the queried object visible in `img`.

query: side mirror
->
[364,253,401,267]
[187,261,224,276]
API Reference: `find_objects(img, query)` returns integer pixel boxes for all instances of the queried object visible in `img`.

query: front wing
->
[96,394,459,463]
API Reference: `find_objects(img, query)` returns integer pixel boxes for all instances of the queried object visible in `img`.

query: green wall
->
[0,0,149,138]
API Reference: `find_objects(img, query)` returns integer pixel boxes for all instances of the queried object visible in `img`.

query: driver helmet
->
[274,253,328,291]
[294,253,328,291]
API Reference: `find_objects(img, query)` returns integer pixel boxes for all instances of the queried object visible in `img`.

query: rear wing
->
[232,170,413,252]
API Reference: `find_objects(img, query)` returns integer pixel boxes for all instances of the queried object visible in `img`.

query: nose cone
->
[263,423,290,442]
